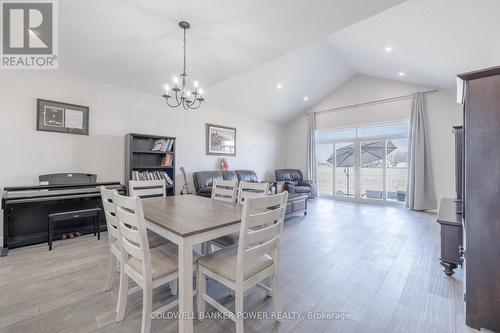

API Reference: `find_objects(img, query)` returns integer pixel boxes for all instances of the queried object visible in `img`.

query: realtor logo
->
[1,0,58,69]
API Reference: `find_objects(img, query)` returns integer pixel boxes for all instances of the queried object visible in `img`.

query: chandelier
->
[162,21,204,110]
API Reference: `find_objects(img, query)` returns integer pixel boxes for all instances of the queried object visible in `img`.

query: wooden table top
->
[142,195,243,237]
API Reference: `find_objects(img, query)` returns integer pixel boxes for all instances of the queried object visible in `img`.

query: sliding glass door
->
[334,142,355,197]
[386,138,408,202]
[317,144,334,196]
[360,140,384,200]
[316,122,409,204]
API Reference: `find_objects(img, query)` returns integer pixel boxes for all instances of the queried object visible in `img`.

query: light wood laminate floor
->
[0,199,476,333]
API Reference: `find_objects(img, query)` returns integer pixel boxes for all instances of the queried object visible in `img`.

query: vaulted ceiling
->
[327,0,500,89]
[59,0,404,121]
[58,0,500,123]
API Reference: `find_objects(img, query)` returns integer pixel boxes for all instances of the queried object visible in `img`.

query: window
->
[316,122,409,204]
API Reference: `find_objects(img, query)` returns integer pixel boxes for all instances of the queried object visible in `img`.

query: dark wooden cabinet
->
[437,198,463,276]
[458,66,500,332]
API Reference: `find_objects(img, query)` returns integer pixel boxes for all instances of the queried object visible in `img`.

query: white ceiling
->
[327,0,500,88]
[58,0,404,119]
[58,0,500,124]
[204,41,353,122]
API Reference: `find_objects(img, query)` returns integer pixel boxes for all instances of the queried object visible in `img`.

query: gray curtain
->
[306,113,318,198]
[406,92,437,210]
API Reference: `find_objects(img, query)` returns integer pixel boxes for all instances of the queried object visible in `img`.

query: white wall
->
[0,71,285,242]
[285,74,462,202]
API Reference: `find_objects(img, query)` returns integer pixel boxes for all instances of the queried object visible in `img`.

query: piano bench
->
[48,207,101,251]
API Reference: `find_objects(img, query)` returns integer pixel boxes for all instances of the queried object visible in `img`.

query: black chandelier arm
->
[187,99,202,109]
[164,90,203,110]
[166,96,181,108]
[187,97,199,106]
[190,97,203,109]
[163,92,182,108]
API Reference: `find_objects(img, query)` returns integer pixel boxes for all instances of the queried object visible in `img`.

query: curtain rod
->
[308,89,438,115]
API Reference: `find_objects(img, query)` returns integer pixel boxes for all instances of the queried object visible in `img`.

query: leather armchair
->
[274,169,315,198]
[192,171,237,197]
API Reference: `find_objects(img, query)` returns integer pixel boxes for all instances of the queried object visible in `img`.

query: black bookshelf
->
[125,133,176,196]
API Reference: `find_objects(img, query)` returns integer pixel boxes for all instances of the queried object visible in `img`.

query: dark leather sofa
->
[235,170,259,182]
[274,169,315,198]
[192,171,238,197]
[192,170,274,197]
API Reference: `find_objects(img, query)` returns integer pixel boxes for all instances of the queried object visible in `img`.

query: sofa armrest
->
[258,180,276,194]
[298,179,314,187]
[283,181,296,194]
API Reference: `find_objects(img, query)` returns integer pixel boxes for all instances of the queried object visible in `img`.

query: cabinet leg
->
[440,260,457,276]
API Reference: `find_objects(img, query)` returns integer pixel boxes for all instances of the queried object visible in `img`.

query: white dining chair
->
[210,181,270,251]
[200,179,239,254]
[113,192,197,333]
[100,186,123,292]
[197,192,288,333]
[101,186,174,293]
[128,180,177,293]
[129,180,166,198]
[211,179,238,203]
[237,181,269,205]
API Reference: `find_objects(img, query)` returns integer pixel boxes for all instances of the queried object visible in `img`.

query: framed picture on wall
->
[36,99,89,135]
[206,123,236,156]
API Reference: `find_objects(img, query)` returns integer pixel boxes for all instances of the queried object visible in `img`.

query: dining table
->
[142,194,243,333]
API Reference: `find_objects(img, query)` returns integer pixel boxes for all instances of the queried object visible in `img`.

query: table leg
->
[178,237,194,333]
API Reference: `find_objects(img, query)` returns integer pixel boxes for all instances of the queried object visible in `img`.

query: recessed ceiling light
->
[276,83,283,89]
[384,46,393,53]
[303,96,309,102]
[398,72,406,77]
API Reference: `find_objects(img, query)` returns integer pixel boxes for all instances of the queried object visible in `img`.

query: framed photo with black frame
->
[206,123,236,156]
[36,99,89,135]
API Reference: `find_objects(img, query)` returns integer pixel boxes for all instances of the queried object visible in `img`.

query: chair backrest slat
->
[236,192,288,282]
[244,237,279,262]
[129,180,166,198]
[246,192,287,211]
[246,221,282,245]
[121,235,144,260]
[115,205,141,228]
[237,181,269,205]
[116,217,142,244]
[100,186,120,242]
[113,192,152,285]
[246,207,285,229]
[211,179,238,203]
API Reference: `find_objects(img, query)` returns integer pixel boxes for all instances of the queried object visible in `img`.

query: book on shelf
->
[151,138,175,152]
[132,170,173,185]
[161,154,173,166]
